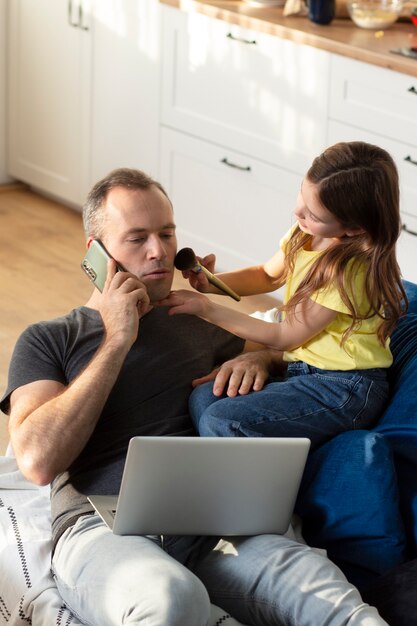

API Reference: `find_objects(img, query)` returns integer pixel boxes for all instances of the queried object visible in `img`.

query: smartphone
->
[81,239,124,292]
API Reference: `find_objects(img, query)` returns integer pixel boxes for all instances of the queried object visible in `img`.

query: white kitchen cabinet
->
[89,0,160,183]
[160,126,299,273]
[397,213,417,286]
[0,1,9,184]
[329,55,417,148]
[159,5,329,282]
[7,0,92,205]
[161,5,330,175]
[7,0,160,207]
[328,55,417,284]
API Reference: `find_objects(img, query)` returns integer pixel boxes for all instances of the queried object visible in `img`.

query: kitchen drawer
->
[161,5,330,175]
[328,121,417,219]
[159,126,300,273]
[329,55,417,148]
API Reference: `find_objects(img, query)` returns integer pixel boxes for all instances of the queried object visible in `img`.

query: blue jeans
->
[189,362,389,450]
[51,513,388,625]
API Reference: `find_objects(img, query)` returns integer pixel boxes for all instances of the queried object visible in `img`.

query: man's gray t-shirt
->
[0,306,244,547]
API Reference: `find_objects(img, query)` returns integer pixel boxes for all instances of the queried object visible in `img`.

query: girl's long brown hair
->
[282,141,407,345]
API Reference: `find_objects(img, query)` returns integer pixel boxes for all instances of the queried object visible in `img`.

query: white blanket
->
[0,454,246,626]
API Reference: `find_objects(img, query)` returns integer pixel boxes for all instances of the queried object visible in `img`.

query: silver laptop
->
[88,436,310,536]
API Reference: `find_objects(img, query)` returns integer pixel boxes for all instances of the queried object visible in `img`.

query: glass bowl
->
[347,0,403,28]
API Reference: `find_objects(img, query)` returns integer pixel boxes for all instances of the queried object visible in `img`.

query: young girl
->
[161,141,407,450]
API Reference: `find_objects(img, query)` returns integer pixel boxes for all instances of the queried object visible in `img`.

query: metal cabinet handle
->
[408,86,417,95]
[226,32,257,45]
[68,0,78,27]
[405,155,417,167]
[402,223,417,237]
[221,157,251,172]
[78,2,89,30]
[67,0,89,30]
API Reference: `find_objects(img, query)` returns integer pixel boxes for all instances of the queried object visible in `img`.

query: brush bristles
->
[174,247,197,271]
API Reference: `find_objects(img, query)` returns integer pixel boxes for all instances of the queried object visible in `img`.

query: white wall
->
[0,1,10,183]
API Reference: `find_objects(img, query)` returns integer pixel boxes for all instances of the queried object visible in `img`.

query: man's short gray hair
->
[83,168,171,239]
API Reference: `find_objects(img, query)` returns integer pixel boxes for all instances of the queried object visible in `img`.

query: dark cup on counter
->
[308,0,335,24]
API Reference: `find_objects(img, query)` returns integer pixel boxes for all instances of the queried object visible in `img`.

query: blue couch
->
[296,280,417,623]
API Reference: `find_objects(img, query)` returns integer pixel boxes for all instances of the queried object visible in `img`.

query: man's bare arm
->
[8,335,133,485]
[8,260,149,485]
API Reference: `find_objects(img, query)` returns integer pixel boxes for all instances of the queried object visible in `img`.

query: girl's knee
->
[197,410,240,437]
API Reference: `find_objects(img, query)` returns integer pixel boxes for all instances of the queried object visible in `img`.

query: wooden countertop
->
[161,0,417,77]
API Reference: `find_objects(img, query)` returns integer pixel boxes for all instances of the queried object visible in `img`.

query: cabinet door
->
[329,54,417,147]
[90,0,160,183]
[160,126,299,274]
[161,6,330,175]
[0,1,9,184]
[397,213,417,286]
[8,0,92,205]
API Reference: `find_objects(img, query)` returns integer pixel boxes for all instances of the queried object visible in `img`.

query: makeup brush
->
[174,248,241,302]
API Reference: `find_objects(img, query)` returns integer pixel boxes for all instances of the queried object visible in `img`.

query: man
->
[1,168,387,625]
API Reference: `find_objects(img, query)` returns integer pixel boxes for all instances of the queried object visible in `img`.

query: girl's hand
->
[181,253,216,293]
[158,289,211,317]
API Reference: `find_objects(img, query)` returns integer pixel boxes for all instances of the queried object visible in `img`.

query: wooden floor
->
[0,185,277,454]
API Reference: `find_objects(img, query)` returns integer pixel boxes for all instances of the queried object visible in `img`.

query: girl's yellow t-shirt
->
[280,227,393,371]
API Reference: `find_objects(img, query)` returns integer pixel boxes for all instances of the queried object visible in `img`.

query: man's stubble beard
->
[144,278,174,305]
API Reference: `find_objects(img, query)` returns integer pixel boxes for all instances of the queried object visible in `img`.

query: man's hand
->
[99,259,150,349]
[192,350,284,398]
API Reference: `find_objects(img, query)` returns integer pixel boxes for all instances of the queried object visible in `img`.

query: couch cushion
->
[375,308,417,555]
[402,280,417,315]
[296,430,408,589]
[297,281,417,587]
